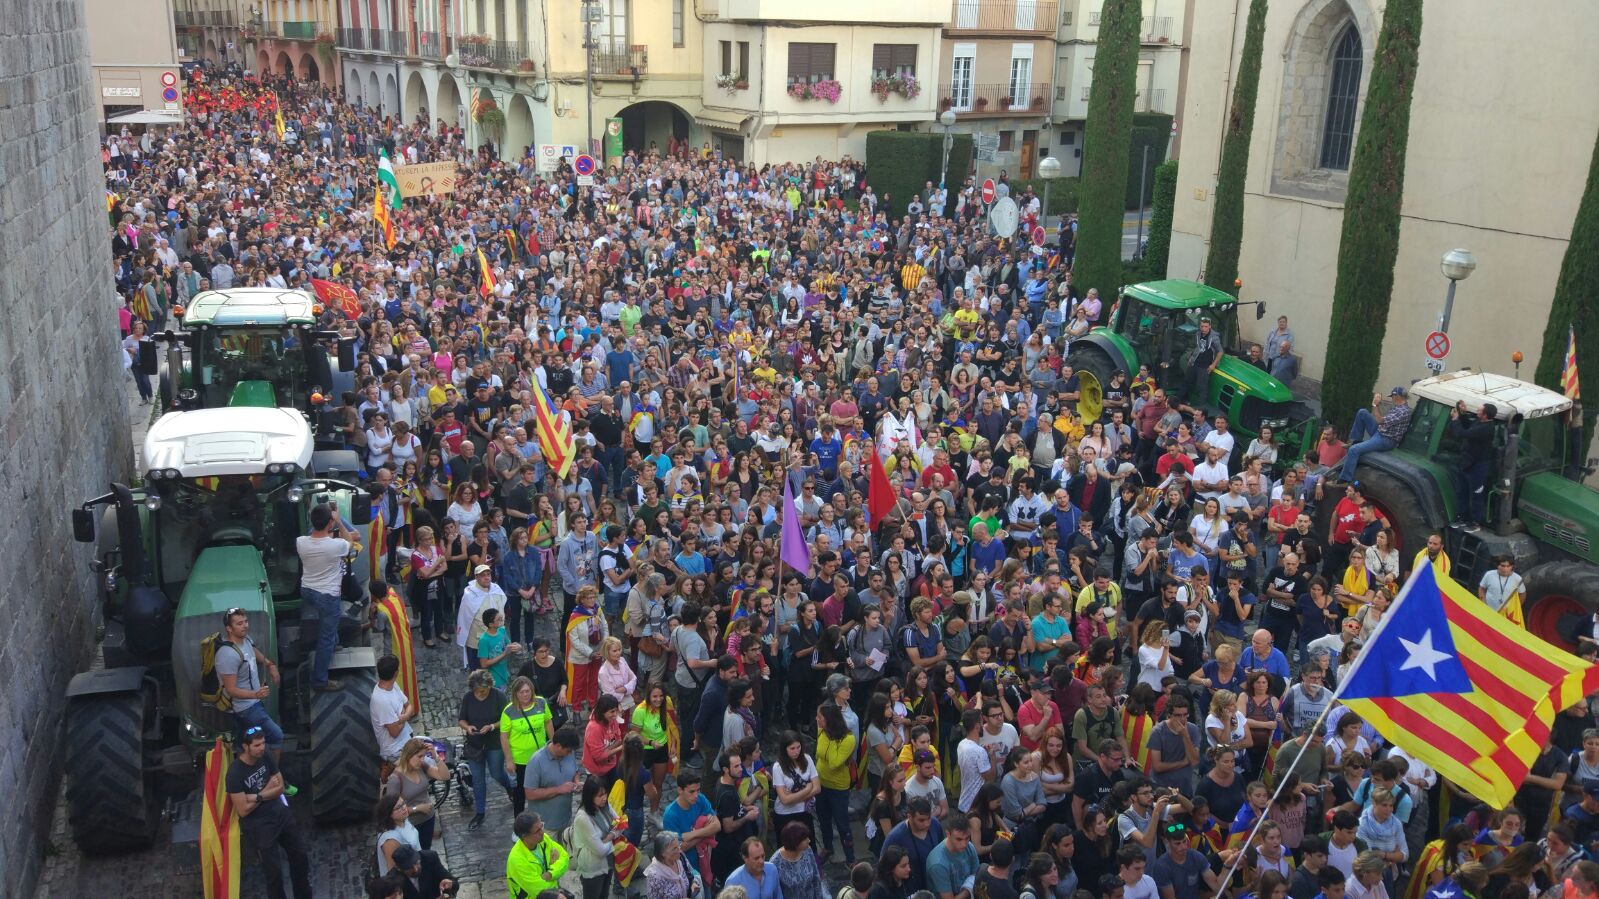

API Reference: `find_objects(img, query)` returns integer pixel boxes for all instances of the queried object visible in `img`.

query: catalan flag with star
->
[477,247,497,298]
[1338,561,1599,809]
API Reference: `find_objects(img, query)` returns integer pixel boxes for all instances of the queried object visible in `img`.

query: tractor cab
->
[1113,284,1245,374]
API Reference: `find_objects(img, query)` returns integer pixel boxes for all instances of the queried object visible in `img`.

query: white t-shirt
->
[978,723,1019,768]
[1477,570,1524,612]
[369,681,411,761]
[1122,873,1160,899]
[770,756,818,815]
[1137,643,1174,690]
[905,774,948,812]
[1204,711,1248,762]
[957,738,991,813]
[297,535,350,595]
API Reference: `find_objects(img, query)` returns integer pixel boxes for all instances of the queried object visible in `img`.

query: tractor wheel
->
[157,370,173,412]
[65,691,157,853]
[1523,561,1599,649]
[1066,346,1117,420]
[309,665,379,824]
[1348,466,1433,561]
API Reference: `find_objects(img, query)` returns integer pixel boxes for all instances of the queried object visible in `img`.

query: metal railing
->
[1141,15,1174,41]
[336,26,364,49]
[948,0,1059,33]
[417,30,442,58]
[939,81,1050,115]
[373,29,407,54]
[174,10,200,28]
[594,44,648,77]
[267,20,318,40]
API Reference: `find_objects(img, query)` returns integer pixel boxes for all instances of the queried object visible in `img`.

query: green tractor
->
[157,289,356,446]
[1065,279,1319,460]
[1343,369,1599,648]
[66,406,382,852]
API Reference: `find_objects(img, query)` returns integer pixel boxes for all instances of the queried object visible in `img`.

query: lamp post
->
[1437,248,1476,374]
[1037,155,1061,239]
[939,108,958,191]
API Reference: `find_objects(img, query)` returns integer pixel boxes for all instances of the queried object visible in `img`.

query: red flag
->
[867,444,895,528]
[309,278,361,321]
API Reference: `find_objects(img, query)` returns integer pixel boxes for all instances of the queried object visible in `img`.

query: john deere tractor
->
[1342,369,1599,647]
[157,289,356,447]
[1065,279,1319,460]
[65,406,381,852]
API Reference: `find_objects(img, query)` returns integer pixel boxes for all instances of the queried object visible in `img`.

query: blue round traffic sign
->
[573,154,596,176]
[162,86,179,102]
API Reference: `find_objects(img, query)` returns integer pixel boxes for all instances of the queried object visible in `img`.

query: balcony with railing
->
[594,44,649,78]
[267,20,319,40]
[1140,16,1174,42]
[947,0,1058,34]
[938,81,1050,116]
[336,26,365,49]
[174,10,201,28]
[418,30,442,59]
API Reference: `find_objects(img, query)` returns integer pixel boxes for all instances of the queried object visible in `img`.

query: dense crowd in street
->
[108,63,1599,899]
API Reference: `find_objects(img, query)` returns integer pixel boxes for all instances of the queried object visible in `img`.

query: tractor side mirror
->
[138,340,159,376]
[1255,303,1267,321]
[350,493,373,526]
[337,338,356,373]
[72,509,96,543]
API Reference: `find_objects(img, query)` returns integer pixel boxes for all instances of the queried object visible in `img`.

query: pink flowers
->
[788,79,842,103]
[871,72,921,101]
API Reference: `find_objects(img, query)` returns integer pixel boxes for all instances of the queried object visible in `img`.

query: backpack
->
[198,632,240,713]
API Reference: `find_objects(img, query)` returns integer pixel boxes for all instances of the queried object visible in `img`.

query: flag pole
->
[1212,565,1428,889]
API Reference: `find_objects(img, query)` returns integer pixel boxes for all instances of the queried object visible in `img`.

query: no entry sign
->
[981,179,996,204]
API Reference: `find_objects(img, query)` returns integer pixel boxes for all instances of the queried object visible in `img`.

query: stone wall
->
[0,0,133,893]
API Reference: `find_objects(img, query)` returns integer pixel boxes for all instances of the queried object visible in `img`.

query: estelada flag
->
[867,444,896,529]
[1121,705,1153,772]
[1340,562,1599,808]
[309,278,362,321]
[374,185,396,250]
[373,588,420,717]
[529,376,575,479]
[477,247,497,298]
[200,738,240,899]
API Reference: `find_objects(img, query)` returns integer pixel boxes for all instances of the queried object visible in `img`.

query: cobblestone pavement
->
[35,380,864,897]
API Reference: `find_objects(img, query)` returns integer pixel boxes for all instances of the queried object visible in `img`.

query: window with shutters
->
[720,40,751,79]
[950,44,975,110]
[720,40,732,77]
[673,0,684,46]
[787,42,836,84]
[998,131,1014,152]
[739,42,750,79]
[871,44,917,78]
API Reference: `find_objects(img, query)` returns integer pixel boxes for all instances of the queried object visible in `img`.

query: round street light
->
[939,109,957,129]
[1037,155,1061,179]
[1441,248,1477,282]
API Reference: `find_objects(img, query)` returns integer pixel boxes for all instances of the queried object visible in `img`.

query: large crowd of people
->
[111,63,1599,899]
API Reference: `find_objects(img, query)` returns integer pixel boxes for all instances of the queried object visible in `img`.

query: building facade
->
[173,0,243,65]
[1050,0,1187,177]
[89,0,184,122]
[254,0,341,85]
[1167,0,1599,387]
[938,0,1056,179]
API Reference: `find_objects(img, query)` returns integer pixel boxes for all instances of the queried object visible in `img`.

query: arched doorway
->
[367,72,381,115]
[615,101,692,159]
[206,38,220,63]
[298,52,321,83]
[434,76,463,130]
[275,51,293,76]
[256,48,271,74]
[404,71,429,124]
[347,70,364,107]
[504,93,535,161]
[383,73,400,118]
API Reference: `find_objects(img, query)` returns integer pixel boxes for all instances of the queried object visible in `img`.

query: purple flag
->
[780,479,811,574]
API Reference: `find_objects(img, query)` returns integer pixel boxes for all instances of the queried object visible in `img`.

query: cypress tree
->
[1142,160,1179,279]
[1534,124,1599,448]
[1072,0,1142,303]
[1320,0,1425,429]
[1203,0,1269,296]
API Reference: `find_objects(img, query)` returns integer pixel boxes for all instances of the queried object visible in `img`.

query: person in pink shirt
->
[582,694,626,784]
[596,636,637,710]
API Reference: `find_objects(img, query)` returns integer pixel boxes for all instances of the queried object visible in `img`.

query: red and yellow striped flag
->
[530,376,575,479]
[1341,562,1599,808]
[366,510,386,583]
[1121,706,1153,773]
[504,228,519,257]
[373,588,420,716]
[374,185,396,250]
[1563,324,1581,401]
[477,247,497,298]
[200,738,240,899]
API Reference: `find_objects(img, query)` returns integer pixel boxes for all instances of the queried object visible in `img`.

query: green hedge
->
[1204,0,1268,297]
[864,130,974,221]
[1126,112,1174,209]
[1130,160,1178,281]
[1073,0,1143,304]
[1535,124,1599,450]
[1012,176,1081,216]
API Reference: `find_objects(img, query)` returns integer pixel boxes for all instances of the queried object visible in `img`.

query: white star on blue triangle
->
[1341,564,1474,700]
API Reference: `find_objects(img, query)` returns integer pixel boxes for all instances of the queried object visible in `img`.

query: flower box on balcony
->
[518,58,536,72]
[715,74,749,94]
[787,79,842,104]
[975,96,989,110]
[1031,96,1045,110]
[870,72,921,102]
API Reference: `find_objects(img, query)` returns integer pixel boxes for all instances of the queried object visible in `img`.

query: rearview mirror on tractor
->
[337,338,356,373]
[72,509,96,543]
[350,494,373,526]
[1256,303,1267,320]
[138,341,159,376]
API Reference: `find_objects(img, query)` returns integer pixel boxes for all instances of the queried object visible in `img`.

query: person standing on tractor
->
[1183,318,1223,403]
[218,608,283,762]
[228,725,312,899]
[1447,401,1498,527]
[297,504,358,693]
[1338,388,1412,482]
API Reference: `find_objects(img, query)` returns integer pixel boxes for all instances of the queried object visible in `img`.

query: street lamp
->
[939,108,958,190]
[1438,248,1477,333]
[1037,155,1061,237]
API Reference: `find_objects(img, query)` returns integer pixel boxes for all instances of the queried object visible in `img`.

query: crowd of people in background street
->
[109,61,1599,899]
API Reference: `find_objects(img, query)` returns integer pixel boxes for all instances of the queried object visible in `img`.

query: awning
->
[107,109,186,125]
[693,108,751,132]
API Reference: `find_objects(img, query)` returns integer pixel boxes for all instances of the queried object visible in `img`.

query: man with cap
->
[1339,388,1412,481]
[1150,821,1219,899]
[457,563,507,672]
[386,844,457,899]
[1561,780,1599,852]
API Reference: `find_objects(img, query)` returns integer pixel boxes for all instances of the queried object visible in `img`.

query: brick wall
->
[0,0,133,893]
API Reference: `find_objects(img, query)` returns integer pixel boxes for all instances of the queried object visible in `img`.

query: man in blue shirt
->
[660,772,721,876]
[883,797,944,893]
[1030,594,1072,675]
[724,837,782,899]
[926,813,980,899]
[809,421,843,478]
[1240,628,1291,681]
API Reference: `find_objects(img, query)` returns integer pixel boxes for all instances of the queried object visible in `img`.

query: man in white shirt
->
[904,750,950,818]
[1192,447,1231,502]
[369,654,415,767]
[977,700,1019,768]
[1477,555,1525,613]
[956,709,993,813]
[1200,416,1236,459]
[296,504,357,691]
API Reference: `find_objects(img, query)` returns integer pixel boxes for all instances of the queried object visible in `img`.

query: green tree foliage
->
[1320,0,1425,430]
[1127,112,1174,209]
[1136,160,1179,281]
[1535,124,1599,449]
[1204,0,1269,297]
[864,130,972,220]
[1072,0,1142,303]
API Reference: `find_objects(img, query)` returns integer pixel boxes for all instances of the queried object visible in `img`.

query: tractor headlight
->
[1261,417,1289,430]
[287,486,304,503]
[144,494,163,511]
[104,569,118,593]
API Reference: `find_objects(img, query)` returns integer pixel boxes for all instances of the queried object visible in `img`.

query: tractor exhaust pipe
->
[1498,417,1522,533]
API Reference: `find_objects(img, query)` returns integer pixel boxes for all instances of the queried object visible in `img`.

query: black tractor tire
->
[157,370,173,412]
[1066,345,1117,395]
[1523,561,1599,649]
[309,665,380,824]
[1340,465,1434,563]
[65,691,157,853]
